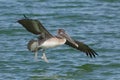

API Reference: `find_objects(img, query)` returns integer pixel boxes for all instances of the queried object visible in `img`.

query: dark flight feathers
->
[66,40,98,58]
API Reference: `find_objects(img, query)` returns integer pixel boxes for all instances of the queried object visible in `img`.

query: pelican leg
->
[34,51,38,61]
[41,49,49,63]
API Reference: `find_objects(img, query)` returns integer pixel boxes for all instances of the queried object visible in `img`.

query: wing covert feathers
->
[18,19,53,38]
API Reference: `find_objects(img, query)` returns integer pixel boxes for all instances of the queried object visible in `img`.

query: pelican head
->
[57,29,78,47]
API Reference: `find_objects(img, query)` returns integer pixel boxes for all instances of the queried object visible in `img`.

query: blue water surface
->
[0,0,120,80]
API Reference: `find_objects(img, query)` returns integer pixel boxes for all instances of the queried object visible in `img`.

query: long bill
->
[62,32,78,47]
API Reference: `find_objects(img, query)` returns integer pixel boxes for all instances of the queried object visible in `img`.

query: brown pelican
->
[18,15,98,62]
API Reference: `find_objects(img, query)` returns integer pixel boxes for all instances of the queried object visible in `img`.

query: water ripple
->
[0,0,120,80]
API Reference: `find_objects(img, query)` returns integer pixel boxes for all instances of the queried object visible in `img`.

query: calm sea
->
[0,0,120,80]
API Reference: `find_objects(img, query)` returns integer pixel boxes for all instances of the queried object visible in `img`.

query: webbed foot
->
[41,53,49,63]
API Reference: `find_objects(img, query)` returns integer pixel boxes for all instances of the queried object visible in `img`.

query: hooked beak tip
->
[75,43,79,47]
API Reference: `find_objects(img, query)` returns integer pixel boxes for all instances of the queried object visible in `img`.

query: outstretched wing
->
[65,40,98,58]
[18,19,53,39]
